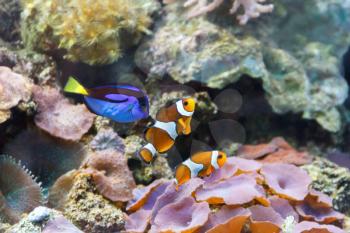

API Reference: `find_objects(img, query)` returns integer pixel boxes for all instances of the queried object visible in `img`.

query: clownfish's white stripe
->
[176,100,193,117]
[153,121,178,141]
[144,143,157,157]
[211,150,220,169]
[183,159,204,178]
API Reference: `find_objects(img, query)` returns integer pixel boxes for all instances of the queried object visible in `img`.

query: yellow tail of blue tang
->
[64,77,89,96]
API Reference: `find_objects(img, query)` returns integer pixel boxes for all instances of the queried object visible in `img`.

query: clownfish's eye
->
[218,155,223,159]
[184,101,188,106]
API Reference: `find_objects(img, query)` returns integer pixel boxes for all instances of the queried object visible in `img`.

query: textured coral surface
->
[20,0,156,65]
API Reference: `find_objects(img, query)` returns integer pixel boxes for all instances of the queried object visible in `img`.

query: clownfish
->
[64,77,149,123]
[175,150,227,189]
[175,150,227,188]
[138,98,196,164]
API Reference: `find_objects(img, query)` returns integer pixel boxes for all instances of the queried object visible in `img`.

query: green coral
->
[20,0,156,65]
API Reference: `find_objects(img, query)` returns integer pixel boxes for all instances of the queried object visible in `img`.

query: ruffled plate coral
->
[0,155,44,224]
[260,163,312,201]
[237,137,313,165]
[126,157,346,232]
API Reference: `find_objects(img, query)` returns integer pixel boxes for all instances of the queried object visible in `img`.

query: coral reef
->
[303,158,350,215]
[62,173,125,233]
[135,1,348,132]
[0,66,32,124]
[5,206,81,233]
[0,155,44,224]
[20,0,158,65]
[126,157,345,232]
[32,86,95,141]
[165,0,274,25]
[224,137,313,165]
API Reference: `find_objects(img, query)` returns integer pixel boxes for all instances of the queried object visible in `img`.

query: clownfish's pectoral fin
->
[176,118,186,134]
[207,166,215,176]
[64,76,89,96]
[177,117,192,135]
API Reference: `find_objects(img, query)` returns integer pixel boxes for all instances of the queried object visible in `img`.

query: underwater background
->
[1,0,350,232]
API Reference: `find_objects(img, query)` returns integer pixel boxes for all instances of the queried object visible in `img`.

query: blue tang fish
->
[64,77,149,123]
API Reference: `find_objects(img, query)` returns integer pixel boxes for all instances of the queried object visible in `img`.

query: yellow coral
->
[21,0,154,65]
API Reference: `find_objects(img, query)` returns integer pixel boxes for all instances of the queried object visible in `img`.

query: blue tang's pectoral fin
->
[104,94,129,103]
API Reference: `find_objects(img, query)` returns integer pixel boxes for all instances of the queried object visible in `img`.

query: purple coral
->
[126,158,345,232]
[165,0,274,25]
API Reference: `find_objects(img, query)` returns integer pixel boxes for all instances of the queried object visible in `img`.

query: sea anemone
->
[21,0,156,65]
[0,155,44,224]
[3,127,87,188]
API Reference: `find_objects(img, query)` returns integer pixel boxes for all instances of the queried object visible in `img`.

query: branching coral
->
[126,158,345,232]
[164,0,274,24]
[0,155,44,224]
[21,0,156,65]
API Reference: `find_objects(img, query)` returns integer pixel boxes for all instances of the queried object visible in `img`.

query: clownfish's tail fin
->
[64,76,89,96]
[138,143,157,164]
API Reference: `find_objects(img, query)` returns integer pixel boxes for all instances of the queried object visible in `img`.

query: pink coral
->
[165,0,274,25]
[260,163,311,201]
[83,149,136,202]
[249,205,284,233]
[33,86,95,141]
[295,191,344,224]
[150,178,204,224]
[0,66,32,123]
[269,196,299,222]
[196,174,269,206]
[237,137,313,165]
[199,206,250,233]
[294,221,345,233]
[150,197,210,233]
[126,180,171,233]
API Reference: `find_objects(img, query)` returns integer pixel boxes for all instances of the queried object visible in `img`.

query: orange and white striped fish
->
[138,98,196,164]
[175,150,227,189]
